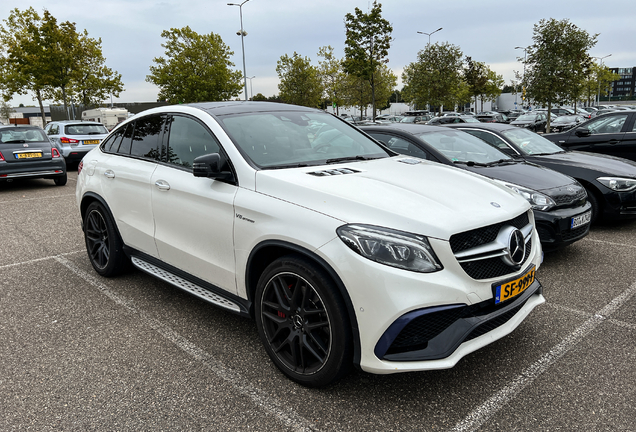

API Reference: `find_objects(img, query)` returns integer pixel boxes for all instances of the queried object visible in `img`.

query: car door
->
[151,114,238,294]
[611,112,636,161]
[556,113,629,158]
[97,115,165,258]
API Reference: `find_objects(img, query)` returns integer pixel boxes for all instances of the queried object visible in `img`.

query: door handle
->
[608,140,620,145]
[104,170,115,178]
[155,180,170,191]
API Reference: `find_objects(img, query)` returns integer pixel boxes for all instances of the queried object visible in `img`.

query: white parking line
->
[450,281,636,432]
[52,256,320,432]
[583,237,636,249]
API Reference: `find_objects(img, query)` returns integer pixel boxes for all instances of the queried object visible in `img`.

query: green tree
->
[276,52,323,108]
[252,92,267,101]
[343,1,392,120]
[146,26,242,103]
[479,67,504,111]
[317,45,346,114]
[581,62,620,106]
[0,7,52,123]
[68,33,124,107]
[522,18,598,131]
[0,100,14,121]
[464,57,488,111]
[402,42,464,113]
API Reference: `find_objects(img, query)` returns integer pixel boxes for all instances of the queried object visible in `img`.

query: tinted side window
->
[46,124,59,135]
[117,123,134,155]
[130,115,165,161]
[587,114,629,134]
[101,126,125,153]
[369,133,428,159]
[166,115,220,169]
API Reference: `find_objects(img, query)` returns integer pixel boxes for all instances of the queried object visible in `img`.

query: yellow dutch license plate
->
[16,152,42,159]
[494,266,536,304]
[83,140,99,144]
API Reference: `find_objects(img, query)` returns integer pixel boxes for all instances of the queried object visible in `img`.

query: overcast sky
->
[7,0,636,107]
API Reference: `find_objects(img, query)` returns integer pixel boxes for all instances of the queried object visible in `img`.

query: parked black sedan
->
[510,112,548,133]
[0,125,67,186]
[361,123,591,250]
[446,122,636,224]
[543,111,636,162]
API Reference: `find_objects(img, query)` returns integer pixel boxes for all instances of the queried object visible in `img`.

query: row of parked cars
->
[4,101,636,388]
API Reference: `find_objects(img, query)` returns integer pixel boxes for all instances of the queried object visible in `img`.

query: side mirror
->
[574,127,591,137]
[192,153,235,184]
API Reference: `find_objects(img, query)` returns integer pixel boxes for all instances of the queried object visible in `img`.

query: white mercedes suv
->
[76,102,545,387]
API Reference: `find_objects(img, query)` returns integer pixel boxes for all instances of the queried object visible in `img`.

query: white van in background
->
[81,108,128,131]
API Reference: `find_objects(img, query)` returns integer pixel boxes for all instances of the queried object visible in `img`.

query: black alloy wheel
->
[84,201,129,277]
[255,256,352,387]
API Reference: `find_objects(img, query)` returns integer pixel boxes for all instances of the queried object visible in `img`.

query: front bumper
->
[317,216,544,375]
[534,202,592,250]
[600,187,636,219]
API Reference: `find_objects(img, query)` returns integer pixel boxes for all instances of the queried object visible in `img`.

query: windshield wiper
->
[485,158,516,166]
[262,163,310,170]
[530,151,565,156]
[326,155,375,164]
[453,160,489,167]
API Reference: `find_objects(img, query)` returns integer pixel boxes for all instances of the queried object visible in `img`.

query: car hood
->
[535,151,636,177]
[462,161,576,193]
[255,157,530,241]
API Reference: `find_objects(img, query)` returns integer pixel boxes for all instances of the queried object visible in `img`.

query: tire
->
[586,188,601,224]
[255,255,352,387]
[84,201,129,277]
[54,173,67,186]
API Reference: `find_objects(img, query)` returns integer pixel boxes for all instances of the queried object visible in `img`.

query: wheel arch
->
[79,192,119,234]
[245,240,362,369]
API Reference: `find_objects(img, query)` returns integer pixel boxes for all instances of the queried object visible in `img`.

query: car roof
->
[190,101,321,117]
[360,123,447,135]
[444,122,515,132]
[0,124,44,131]
[49,120,105,125]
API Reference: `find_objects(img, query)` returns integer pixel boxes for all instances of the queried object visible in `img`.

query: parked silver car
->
[44,120,109,164]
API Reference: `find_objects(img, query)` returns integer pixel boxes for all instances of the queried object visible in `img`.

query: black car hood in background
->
[462,161,576,193]
[534,151,636,177]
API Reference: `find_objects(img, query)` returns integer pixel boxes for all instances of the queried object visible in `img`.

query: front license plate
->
[15,152,42,159]
[83,140,99,145]
[571,211,592,229]
[494,266,536,304]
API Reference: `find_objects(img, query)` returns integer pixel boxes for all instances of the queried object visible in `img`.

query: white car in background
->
[76,102,545,387]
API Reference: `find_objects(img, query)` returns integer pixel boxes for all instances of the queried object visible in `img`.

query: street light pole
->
[514,46,527,107]
[417,27,443,46]
[417,28,442,112]
[228,0,250,101]
[594,54,611,107]
[247,76,255,100]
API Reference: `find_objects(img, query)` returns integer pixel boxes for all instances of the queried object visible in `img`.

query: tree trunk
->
[62,86,69,120]
[546,101,552,133]
[36,89,47,126]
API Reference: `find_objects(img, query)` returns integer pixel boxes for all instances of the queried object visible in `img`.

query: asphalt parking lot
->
[1,171,635,431]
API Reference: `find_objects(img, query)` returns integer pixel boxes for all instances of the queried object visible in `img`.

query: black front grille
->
[450,212,529,254]
[552,186,587,208]
[561,224,590,242]
[450,212,532,280]
[385,291,533,357]
[387,307,465,354]
[464,301,526,341]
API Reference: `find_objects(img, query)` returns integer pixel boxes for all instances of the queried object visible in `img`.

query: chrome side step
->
[131,256,241,313]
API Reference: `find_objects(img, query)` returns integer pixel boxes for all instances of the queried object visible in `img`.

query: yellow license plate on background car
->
[83,140,99,144]
[16,152,42,159]
[494,266,536,304]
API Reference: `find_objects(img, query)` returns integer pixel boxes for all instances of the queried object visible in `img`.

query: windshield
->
[416,129,512,164]
[516,114,538,121]
[64,124,109,135]
[501,127,563,155]
[220,111,390,168]
[0,128,48,143]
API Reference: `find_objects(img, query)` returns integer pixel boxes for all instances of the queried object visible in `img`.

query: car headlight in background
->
[337,224,442,273]
[497,181,556,211]
[597,177,636,192]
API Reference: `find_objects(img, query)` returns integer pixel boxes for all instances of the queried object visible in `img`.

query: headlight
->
[497,181,556,211]
[337,224,442,273]
[597,177,636,192]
